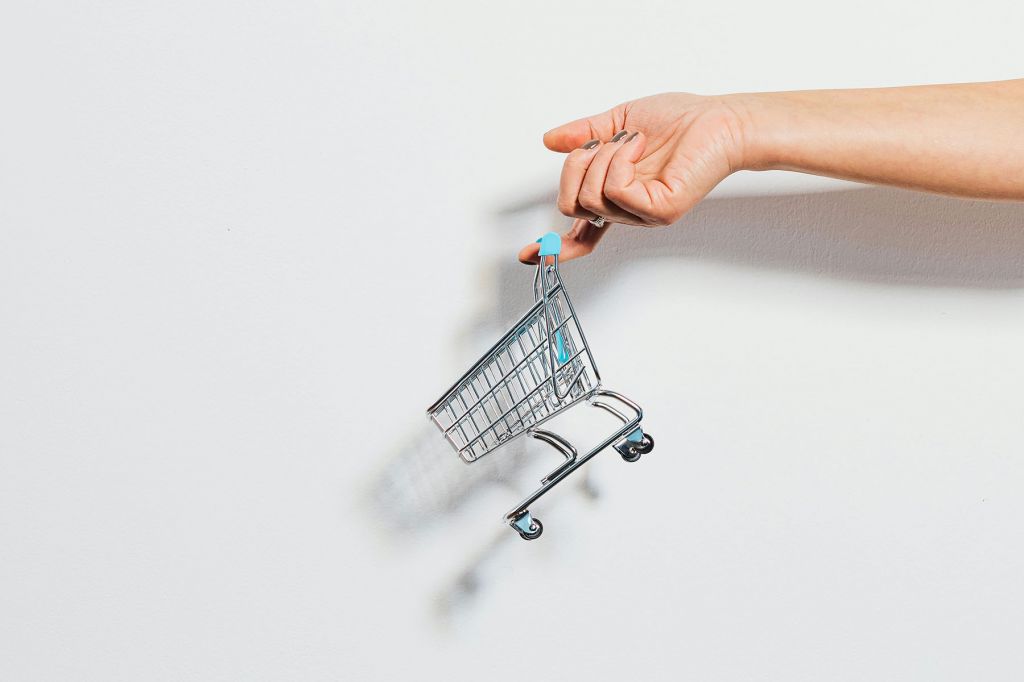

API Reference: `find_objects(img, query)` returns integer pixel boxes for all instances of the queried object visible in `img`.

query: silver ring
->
[589,216,606,228]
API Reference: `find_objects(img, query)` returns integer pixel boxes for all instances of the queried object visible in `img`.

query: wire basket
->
[428,232,653,540]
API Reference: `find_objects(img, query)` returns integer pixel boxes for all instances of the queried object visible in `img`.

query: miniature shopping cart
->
[426,232,654,541]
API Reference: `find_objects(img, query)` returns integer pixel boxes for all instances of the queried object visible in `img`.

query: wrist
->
[719,91,786,171]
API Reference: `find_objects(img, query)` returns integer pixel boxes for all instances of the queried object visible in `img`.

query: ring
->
[589,216,606,228]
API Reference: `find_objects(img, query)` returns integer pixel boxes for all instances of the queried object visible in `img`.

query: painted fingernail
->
[610,130,629,143]
[624,132,639,143]
[581,139,600,150]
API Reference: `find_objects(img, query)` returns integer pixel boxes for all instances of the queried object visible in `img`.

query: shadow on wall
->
[366,184,1024,620]
[492,185,1024,322]
[636,185,1024,287]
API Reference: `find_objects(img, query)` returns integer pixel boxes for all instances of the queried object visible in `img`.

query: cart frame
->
[427,232,653,540]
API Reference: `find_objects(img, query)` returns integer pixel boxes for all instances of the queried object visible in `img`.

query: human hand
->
[520,80,1024,264]
[519,92,752,264]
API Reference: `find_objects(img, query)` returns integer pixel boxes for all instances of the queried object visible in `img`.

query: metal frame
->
[427,252,653,540]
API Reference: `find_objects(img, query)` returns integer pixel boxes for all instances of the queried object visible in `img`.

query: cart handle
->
[533,231,583,401]
[533,232,562,303]
[536,231,561,257]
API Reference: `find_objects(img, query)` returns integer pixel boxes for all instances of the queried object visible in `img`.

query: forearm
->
[735,80,1024,200]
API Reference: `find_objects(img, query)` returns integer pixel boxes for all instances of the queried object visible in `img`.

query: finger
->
[604,131,660,223]
[518,241,541,264]
[561,218,612,261]
[543,109,620,152]
[577,132,649,225]
[518,218,611,265]
[557,139,603,220]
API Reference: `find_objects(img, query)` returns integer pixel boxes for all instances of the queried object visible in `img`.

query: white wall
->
[3,1,1024,679]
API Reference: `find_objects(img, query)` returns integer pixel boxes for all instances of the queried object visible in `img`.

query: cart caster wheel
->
[516,518,543,541]
[621,449,642,463]
[636,433,654,454]
[620,432,653,462]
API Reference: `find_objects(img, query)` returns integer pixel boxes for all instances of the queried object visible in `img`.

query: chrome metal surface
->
[532,429,578,484]
[427,254,600,463]
[502,389,644,530]
[427,251,651,539]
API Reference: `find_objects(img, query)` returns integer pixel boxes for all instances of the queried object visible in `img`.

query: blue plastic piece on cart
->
[513,512,534,534]
[536,232,562,256]
[626,427,644,443]
[555,329,569,364]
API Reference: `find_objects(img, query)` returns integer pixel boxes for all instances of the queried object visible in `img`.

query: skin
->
[518,79,1024,264]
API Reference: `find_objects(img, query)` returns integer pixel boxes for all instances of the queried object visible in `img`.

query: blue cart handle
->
[536,232,562,257]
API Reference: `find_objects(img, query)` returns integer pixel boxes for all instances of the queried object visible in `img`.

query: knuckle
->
[577,188,602,211]
[564,149,591,168]
[603,183,626,202]
[556,195,576,216]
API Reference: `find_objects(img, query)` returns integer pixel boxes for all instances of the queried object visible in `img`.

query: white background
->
[3,1,1024,679]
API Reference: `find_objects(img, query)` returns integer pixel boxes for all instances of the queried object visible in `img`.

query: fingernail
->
[624,132,639,143]
[610,130,628,143]
[581,139,600,150]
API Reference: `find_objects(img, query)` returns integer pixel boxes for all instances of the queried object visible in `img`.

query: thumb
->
[542,109,619,152]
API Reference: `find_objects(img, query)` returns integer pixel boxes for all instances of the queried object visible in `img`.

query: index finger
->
[518,219,611,264]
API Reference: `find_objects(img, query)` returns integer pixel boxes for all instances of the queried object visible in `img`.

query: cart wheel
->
[636,433,654,454]
[620,432,653,462]
[620,448,642,463]
[516,518,543,541]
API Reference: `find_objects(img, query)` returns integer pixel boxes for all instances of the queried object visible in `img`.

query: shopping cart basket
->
[427,232,654,540]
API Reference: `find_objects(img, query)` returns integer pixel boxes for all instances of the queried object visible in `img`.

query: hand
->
[519,92,752,264]
[520,80,1024,264]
